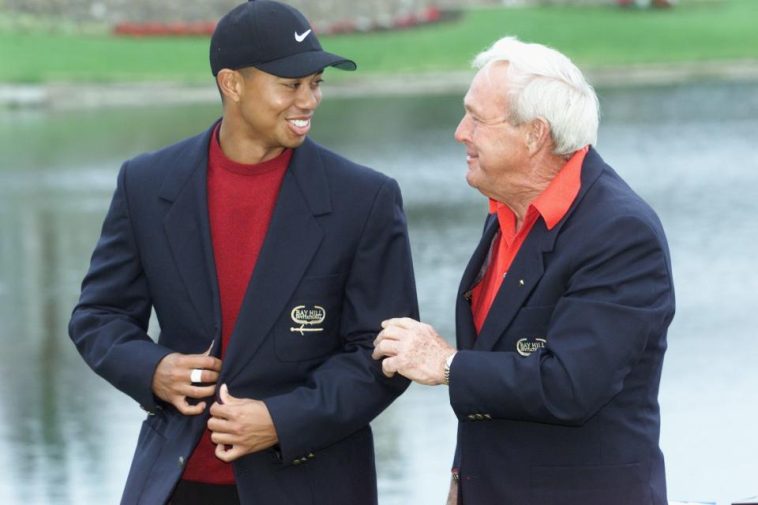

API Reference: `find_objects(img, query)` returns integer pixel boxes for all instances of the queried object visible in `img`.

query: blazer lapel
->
[455,214,498,350]
[473,223,553,351]
[222,139,329,383]
[160,126,220,339]
[471,147,608,351]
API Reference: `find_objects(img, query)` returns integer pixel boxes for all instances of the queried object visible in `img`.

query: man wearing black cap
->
[68,1,418,504]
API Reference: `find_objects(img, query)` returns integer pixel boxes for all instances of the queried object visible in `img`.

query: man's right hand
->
[152,349,222,415]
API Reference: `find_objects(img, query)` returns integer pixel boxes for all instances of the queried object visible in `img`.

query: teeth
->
[290,119,310,128]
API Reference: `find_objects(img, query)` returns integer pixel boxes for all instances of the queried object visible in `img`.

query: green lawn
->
[1,0,756,83]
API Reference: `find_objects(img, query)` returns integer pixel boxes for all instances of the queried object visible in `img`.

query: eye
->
[469,113,483,125]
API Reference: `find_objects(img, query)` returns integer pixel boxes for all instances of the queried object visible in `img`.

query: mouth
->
[287,117,312,136]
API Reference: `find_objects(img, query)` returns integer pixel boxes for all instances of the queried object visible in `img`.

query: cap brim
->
[254,50,357,78]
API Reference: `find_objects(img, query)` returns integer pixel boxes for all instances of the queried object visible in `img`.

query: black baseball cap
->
[210,0,357,78]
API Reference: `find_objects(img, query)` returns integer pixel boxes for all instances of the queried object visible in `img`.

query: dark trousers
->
[169,480,240,505]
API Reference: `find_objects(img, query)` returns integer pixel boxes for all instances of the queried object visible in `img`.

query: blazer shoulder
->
[123,128,211,182]
[573,151,665,234]
[308,139,392,188]
[557,159,671,276]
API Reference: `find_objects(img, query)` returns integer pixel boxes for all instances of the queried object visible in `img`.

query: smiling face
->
[454,62,532,202]
[220,67,323,162]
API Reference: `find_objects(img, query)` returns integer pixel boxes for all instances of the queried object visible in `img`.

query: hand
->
[372,317,456,385]
[151,343,222,415]
[446,476,459,505]
[208,384,279,462]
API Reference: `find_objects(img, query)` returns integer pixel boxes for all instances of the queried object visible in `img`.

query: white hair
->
[473,36,599,156]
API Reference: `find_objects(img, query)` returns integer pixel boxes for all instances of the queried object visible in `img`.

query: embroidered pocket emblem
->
[290,305,326,335]
[516,337,546,357]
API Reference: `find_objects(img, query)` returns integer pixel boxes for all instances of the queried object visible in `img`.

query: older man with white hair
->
[373,36,674,505]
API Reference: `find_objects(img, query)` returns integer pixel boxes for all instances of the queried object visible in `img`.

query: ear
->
[217,69,243,103]
[526,117,552,155]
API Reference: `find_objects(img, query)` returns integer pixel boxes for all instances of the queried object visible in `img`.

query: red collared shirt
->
[470,147,588,334]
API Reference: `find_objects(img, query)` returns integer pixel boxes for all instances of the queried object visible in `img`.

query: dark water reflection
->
[1,81,757,504]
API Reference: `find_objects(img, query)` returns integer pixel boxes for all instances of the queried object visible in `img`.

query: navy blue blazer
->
[449,148,674,505]
[69,124,418,505]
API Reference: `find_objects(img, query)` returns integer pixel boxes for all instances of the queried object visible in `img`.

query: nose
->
[454,114,471,144]
[296,84,321,110]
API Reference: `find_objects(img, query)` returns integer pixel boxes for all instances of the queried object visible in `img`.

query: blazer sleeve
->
[264,177,418,464]
[449,213,675,425]
[69,163,173,412]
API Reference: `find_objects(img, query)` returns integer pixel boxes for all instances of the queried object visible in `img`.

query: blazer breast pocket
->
[502,305,555,355]
[275,274,344,362]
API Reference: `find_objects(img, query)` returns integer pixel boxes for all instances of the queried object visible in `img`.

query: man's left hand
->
[372,317,455,385]
[208,384,279,462]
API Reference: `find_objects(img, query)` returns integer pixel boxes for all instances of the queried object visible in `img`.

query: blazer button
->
[293,459,302,465]
[467,414,476,420]
[484,414,492,420]
[307,453,315,459]
[178,456,185,467]
[475,414,484,420]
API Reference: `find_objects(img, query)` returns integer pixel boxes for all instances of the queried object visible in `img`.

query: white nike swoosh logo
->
[294,29,311,43]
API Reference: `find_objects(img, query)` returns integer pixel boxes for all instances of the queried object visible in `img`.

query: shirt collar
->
[488,146,588,232]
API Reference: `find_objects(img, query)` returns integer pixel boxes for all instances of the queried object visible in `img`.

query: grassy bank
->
[1,0,756,83]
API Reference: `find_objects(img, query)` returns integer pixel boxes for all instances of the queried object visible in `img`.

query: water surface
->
[1,81,757,504]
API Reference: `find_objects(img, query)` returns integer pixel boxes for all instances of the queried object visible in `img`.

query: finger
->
[180,384,217,399]
[183,355,223,371]
[219,384,238,405]
[215,442,231,462]
[209,401,224,418]
[210,401,235,420]
[372,339,399,360]
[189,369,220,385]
[175,398,206,416]
[210,431,236,446]
[372,329,386,347]
[372,332,389,358]
[215,442,241,463]
[207,415,233,432]
[381,317,418,330]
[174,353,221,371]
[377,325,411,345]
[203,370,220,384]
[381,356,398,378]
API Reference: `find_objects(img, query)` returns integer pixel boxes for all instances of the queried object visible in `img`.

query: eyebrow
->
[279,71,324,82]
[462,97,481,116]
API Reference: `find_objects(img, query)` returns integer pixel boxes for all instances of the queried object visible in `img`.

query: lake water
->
[1,80,757,504]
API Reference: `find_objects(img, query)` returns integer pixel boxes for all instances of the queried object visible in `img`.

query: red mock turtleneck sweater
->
[182,123,291,483]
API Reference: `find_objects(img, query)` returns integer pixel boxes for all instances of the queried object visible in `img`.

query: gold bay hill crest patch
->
[290,305,326,335]
[516,337,546,357]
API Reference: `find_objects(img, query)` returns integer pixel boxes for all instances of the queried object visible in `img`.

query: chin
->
[286,136,308,148]
[465,170,480,189]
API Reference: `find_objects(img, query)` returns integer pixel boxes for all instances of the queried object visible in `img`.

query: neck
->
[218,117,284,165]
[492,151,566,229]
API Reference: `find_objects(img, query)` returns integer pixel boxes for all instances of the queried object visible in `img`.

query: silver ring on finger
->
[190,368,203,384]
